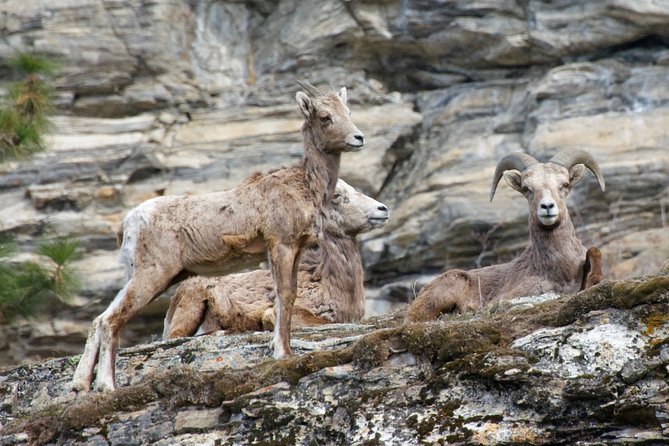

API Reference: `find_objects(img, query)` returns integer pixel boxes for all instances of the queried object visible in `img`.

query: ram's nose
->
[540,201,556,212]
[538,197,557,215]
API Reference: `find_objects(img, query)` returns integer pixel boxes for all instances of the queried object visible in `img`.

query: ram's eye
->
[320,115,331,123]
[521,186,531,194]
[333,193,342,200]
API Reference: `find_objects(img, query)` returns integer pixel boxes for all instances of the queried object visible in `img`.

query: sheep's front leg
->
[269,243,300,358]
[262,305,330,331]
[405,270,479,322]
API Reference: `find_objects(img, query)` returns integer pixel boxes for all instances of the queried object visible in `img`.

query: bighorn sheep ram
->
[72,83,364,392]
[406,150,605,322]
[163,179,389,338]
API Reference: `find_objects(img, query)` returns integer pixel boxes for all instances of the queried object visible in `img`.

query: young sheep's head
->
[326,179,389,236]
[295,81,364,153]
[490,150,605,230]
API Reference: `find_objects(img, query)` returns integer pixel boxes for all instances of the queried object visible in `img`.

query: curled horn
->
[295,80,323,97]
[489,152,538,201]
[549,149,605,192]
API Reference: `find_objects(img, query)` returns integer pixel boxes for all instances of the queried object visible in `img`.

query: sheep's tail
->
[116,224,124,248]
[116,207,143,279]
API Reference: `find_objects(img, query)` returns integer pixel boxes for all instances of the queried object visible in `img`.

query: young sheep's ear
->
[503,171,523,193]
[568,164,586,188]
[338,87,347,104]
[296,91,312,119]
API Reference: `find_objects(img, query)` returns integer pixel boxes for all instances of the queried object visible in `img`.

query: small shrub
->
[37,237,81,299]
[0,52,56,161]
[0,238,80,323]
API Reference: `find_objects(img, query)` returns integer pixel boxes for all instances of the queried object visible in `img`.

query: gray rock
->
[1,273,668,444]
[0,0,668,368]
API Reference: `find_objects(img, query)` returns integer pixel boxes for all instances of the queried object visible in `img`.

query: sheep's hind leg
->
[71,280,133,392]
[163,285,208,339]
[405,270,477,322]
[71,312,106,392]
[95,267,179,392]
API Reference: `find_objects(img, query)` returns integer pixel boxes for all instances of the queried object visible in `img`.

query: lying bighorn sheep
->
[162,179,389,338]
[72,82,364,392]
[406,149,605,322]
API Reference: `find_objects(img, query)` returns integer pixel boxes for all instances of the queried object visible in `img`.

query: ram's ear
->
[296,92,312,119]
[503,171,523,193]
[569,164,586,188]
[338,87,347,104]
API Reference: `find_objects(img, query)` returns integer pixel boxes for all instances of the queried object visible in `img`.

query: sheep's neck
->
[314,232,365,321]
[301,124,340,207]
[519,211,585,284]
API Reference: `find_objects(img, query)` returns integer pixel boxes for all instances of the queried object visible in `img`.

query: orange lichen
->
[644,313,669,336]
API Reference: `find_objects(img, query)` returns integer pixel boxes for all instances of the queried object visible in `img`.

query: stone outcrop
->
[1,267,668,445]
[0,0,668,366]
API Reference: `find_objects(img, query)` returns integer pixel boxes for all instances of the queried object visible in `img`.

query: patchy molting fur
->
[163,180,389,338]
[72,85,364,392]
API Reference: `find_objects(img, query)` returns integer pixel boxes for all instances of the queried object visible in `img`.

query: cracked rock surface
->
[1,266,668,445]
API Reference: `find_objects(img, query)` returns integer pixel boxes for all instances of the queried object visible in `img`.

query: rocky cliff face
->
[1,2,669,442]
[0,1,668,366]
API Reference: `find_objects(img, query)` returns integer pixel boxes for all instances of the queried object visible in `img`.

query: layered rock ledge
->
[1,265,668,445]
[1,0,669,366]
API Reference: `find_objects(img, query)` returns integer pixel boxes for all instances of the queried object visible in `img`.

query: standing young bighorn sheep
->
[163,179,390,338]
[72,82,364,392]
[406,149,605,322]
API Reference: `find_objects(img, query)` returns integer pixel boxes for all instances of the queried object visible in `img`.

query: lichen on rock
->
[2,266,668,445]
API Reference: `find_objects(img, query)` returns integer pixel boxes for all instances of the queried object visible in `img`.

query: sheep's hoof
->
[270,343,293,360]
[94,380,116,393]
[273,350,293,360]
[71,379,90,394]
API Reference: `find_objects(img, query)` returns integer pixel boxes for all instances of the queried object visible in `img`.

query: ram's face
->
[523,164,570,228]
[504,163,585,230]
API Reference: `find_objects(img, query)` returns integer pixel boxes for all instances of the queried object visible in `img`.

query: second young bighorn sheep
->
[406,149,605,322]
[72,83,364,392]
[163,179,389,338]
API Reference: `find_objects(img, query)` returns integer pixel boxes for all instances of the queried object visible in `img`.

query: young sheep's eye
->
[521,186,531,194]
[333,193,342,200]
[320,115,331,123]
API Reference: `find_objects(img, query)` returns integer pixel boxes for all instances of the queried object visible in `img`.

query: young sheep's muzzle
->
[368,203,389,228]
[345,132,365,151]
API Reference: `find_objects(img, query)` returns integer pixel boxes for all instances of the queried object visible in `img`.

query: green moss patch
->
[400,321,501,367]
[557,277,669,326]
[351,329,394,369]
